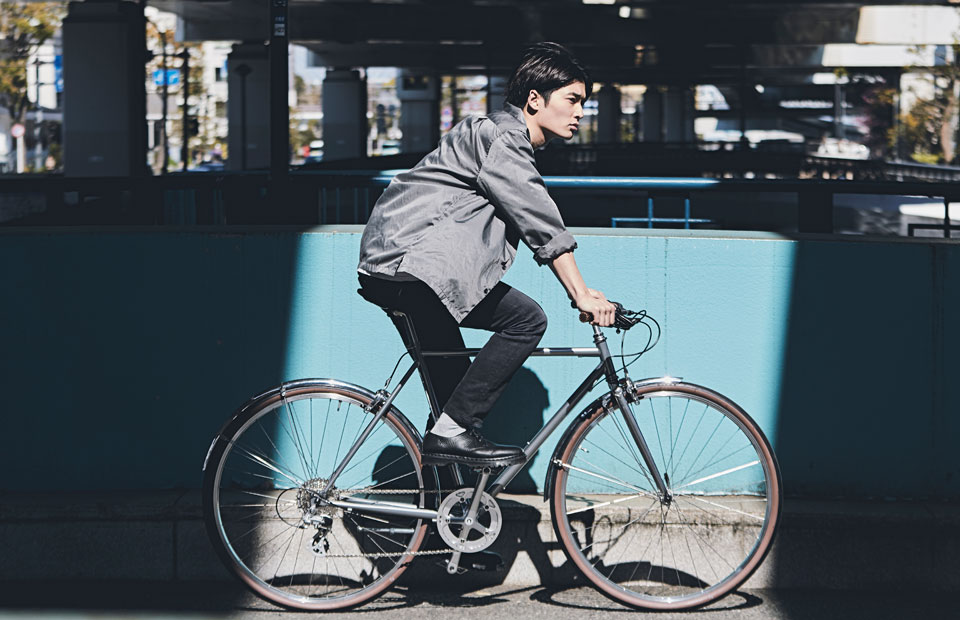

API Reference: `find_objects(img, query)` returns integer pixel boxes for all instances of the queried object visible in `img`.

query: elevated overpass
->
[54,1,960,174]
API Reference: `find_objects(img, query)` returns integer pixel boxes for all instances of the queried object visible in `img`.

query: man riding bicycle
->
[358,42,616,468]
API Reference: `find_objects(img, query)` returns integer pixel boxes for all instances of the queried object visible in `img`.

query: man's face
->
[531,81,586,141]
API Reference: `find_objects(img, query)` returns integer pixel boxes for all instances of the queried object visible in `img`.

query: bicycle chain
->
[312,488,480,559]
[340,487,455,495]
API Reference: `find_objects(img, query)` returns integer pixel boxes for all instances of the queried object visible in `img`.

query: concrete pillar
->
[487,75,508,113]
[642,87,663,142]
[664,86,695,143]
[62,0,146,176]
[227,43,269,171]
[322,69,367,160]
[398,70,439,154]
[596,85,621,143]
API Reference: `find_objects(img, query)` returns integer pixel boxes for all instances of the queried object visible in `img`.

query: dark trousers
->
[358,275,547,429]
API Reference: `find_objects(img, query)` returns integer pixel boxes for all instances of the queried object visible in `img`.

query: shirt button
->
[483,288,490,293]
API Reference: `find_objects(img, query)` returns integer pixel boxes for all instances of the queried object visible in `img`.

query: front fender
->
[542,391,613,501]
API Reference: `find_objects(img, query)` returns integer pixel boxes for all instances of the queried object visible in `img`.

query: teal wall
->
[1,227,956,497]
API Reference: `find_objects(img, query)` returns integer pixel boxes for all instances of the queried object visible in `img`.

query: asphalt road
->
[0,581,954,620]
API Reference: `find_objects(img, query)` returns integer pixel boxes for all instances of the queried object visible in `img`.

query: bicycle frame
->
[322,308,671,521]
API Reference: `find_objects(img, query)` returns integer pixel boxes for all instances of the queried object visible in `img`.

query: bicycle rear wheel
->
[550,381,781,610]
[202,380,429,610]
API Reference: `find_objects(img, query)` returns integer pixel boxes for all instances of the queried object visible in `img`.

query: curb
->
[1,491,958,591]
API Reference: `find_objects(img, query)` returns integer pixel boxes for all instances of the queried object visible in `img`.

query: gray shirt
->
[358,103,577,322]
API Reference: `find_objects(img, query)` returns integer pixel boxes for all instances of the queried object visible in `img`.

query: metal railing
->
[1,170,958,238]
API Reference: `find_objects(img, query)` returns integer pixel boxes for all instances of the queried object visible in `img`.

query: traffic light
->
[188,117,199,136]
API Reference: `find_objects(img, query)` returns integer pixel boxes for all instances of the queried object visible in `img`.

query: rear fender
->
[202,378,437,497]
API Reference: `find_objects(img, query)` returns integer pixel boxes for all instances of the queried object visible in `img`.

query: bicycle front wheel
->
[550,381,781,610]
[202,380,430,611]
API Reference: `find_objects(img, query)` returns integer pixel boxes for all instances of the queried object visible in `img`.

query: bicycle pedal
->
[468,464,506,473]
[464,550,504,572]
[437,555,468,575]
[437,551,503,573]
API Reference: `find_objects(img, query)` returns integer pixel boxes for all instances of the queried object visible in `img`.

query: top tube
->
[421,347,601,358]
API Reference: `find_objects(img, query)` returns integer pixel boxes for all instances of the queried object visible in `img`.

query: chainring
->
[436,488,502,553]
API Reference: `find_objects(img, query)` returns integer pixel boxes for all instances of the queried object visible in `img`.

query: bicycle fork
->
[592,325,672,504]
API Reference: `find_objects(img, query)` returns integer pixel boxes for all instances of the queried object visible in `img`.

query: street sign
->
[10,123,24,139]
[54,55,63,93]
[152,69,180,87]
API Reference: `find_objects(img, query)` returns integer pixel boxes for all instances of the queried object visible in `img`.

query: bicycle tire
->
[549,380,781,610]
[202,380,431,611]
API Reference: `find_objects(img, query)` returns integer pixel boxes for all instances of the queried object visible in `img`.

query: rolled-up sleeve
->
[477,130,577,265]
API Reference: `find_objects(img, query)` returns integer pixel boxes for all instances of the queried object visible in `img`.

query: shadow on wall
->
[770,238,959,593]
[480,366,551,493]
[774,240,953,498]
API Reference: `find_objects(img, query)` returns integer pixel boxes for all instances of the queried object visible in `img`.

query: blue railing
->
[305,171,959,236]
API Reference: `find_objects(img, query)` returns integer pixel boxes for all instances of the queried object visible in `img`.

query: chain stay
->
[310,487,464,558]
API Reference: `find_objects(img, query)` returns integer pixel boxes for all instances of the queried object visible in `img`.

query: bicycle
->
[202,297,782,611]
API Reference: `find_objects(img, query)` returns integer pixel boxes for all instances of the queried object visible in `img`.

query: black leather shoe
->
[421,428,525,467]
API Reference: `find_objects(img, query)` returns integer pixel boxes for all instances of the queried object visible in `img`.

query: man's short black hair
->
[505,42,592,108]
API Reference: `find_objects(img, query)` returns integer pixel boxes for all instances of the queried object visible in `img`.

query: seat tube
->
[394,310,465,487]
[396,310,444,423]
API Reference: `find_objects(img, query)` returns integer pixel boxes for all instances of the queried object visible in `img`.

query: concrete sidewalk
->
[1,491,958,592]
[0,582,957,620]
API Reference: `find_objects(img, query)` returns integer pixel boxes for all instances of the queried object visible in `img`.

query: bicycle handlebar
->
[572,301,641,330]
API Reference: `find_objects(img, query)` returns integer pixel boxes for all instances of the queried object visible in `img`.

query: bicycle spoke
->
[680,494,766,522]
[674,424,741,487]
[282,395,315,480]
[673,459,760,491]
[667,397,692,478]
[676,415,725,487]
[649,398,667,482]
[557,460,653,496]
[231,440,305,488]
[565,492,647,516]
[599,414,658,491]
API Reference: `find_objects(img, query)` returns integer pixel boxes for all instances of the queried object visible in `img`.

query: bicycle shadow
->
[365,367,583,591]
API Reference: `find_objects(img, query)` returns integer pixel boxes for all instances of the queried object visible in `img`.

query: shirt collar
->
[502,102,531,139]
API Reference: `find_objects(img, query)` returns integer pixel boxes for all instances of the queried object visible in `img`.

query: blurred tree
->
[293,74,305,101]
[898,43,960,164]
[0,2,63,168]
[860,85,896,160]
[289,111,318,158]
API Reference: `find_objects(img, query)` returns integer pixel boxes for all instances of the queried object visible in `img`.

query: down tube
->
[488,364,606,496]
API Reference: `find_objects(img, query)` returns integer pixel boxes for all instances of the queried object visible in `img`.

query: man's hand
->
[574,288,617,327]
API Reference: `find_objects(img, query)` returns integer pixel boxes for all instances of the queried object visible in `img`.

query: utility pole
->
[235,63,252,170]
[179,48,190,172]
[33,57,43,171]
[161,30,169,174]
[738,45,749,149]
[269,0,290,204]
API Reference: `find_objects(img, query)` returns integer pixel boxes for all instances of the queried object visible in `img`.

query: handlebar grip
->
[571,301,594,323]
[573,300,627,326]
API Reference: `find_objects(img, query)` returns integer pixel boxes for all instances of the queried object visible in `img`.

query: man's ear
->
[525,89,542,113]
